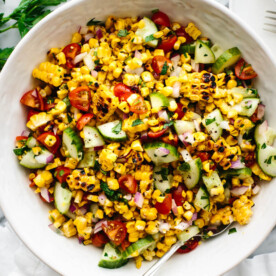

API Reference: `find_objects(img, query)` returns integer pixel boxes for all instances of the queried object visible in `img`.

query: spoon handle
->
[143,240,184,276]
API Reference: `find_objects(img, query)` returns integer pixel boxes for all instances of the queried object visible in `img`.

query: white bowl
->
[1,0,276,275]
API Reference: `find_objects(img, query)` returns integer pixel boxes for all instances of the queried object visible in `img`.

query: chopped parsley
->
[86,18,105,26]
[160,61,168,75]
[94,59,100,65]
[59,170,65,177]
[228,228,237,235]
[152,8,159,13]
[155,167,169,181]
[118,29,129,37]
[13,146,27,156]
[132,119,144,127]
[179,162,190,172]
[261,143,267,149]
[163,121,174,129]
[94,160,101,171]
[205,117,216,125]
[145,34,155,42]
[201,196,209,200]
[100,181,127,203]
[265,156,273,165]
[112,121,122,134]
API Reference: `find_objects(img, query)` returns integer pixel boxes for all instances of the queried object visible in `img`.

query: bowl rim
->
[1,0,276,275]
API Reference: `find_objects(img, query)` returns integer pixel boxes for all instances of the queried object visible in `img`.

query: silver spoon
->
[143,223,233,276]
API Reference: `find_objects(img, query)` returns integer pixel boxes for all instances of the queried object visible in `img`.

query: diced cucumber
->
[203,109,223,141]
[19,150,50,169]
[174,120,195,135]
[212,47,241,74]
[122,236,155,259]
[97,121,127,142]
[220,167,252,180]
[257,145,276,177]
[254,121,276,146]
[149,92,169,110]
[230,87,259,98]
[179,43,196,55]
[144,142,179,165]
[26,137,39,148]
[153,166,173,193]
[98,243,128,269]
[83,126,105,148]
[194,40,215,64]
[77,150,96,168]
[54,182,72,214]
[62,127,83,160]
[177,226,200,242]
[202,171,223,196]
[180,158,202,190]
[135,17,158,48]
[211,44,224,60]
[233,98,260,117]
[194,186,210,211]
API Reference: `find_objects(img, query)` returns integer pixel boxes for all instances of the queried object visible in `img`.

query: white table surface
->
[1,0,276,275]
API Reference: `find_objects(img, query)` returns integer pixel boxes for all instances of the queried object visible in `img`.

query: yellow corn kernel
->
[32,147,41,155]
[168,99,178,112]
[184,210,193,221]
[227,80,237,89]
[183,201,191,210]
[135,220,146,231]
[185,23,201,40]
[141,87,150,97]
[156,196,165,203]
[129,232,139,242]
[107,178,119,190]
[164,236,177,246]
[56,52,66,65]
[152,189,161,199]
[33,174,45,188]
[194,218,205,228]
[41,170,53,185]
[131,140,143,151]
[113,67,122,78]
[186,191,193,202]
[153,49,164,56]
[177,206,184,215]
[161,86,173,97]
[95,209,104,219]
[173,39,181,50]
[44,135,57,147]
[153,31,164,38]
[141,71,154,82]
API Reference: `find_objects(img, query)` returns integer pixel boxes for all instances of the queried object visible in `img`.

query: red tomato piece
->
[62,43,81,69]
[235,58,257,80]
[44,101,56,111]
[69,86,91,112]
[177,238,199,254]
[102,221,127,245]
[114,83,133,101]
[155,193,172,215]
[91,232,109,247]
[244,152,255,168]
[158,36,177,53]
[152,11,171,27]
[129,95,147,114]
[197,152,211,162]
[152,56,172,75]
[162,134,178,146]
[20,90,44,110]
[76,113,94,130]
[27,109,39,121]
[55,166,71,184]
[16,136,28,141]
[37,132,61,154]
[175,103,185,120]
[120,238,131,251]
[148,126,168,139]
[172,185,186,206]
[118,175,138,194]
[175,27,194,44]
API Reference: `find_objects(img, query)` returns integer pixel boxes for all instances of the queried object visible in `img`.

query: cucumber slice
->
[20,150,49,169]
[153,166,173,193]
[149,92,169,110]
[97,121,127,142]
[257,145,276,177]
[202,171,223,196]
[26,137,39,148]
[62,127,83,160]
[230,87,258,98]
[194,40,215,64]
[220,167,252,180]
[212,47,241,74]
[180,158,202,190]
[98,243,128,269]
[144,142,179,165]
[233,98,260,117]
[83,126,105,148]
[254,121,276,146]
[194,186,210,211]
[211,44,224,60]
[179,43,196,54]
[177,226,200,242]
[200,38,212,48]
[54,182,72,214]
[77,150,96,168]
[174,120,195,135]
[203,109,223,141]
[135,17,158,48]
[122,236,155,259]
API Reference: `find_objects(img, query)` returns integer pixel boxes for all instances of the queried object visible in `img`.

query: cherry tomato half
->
[69,86,91,112]
[114,83,133,101]
[129,95,147,114]
[172,184,186,206]
[55,166,71,184]
[177,238,199,254]
[102,221,127,245]
[175,103,185,120]
[16,136,28,141]
[244,152,256,168]
[162,134,178,146]
[20,90,44,111]
[197,152,211,162]
[37,132,61,154]
[155,193,172,215]
[152,56,172,75]
[62,43,81,69]
[152,11,170,27]
[91,232,109,247]
[148,126,168,139]
[235,58,257,80]
[158,36,177,53]
[118,175,138,194]
[27,109,39,121]
[175,27,194,44]
[76,113,94,130]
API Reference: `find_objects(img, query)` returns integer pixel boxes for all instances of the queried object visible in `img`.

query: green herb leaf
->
[132,119,144,127]
[228,227,237,235]
[100,181,127,203]
[155,167,169,181]
[163,121,174,129]
[152,9,159,13]
[94,160,100,171]
[145,34,155,42]
[0,47,14,70]
[179,162,190,172]
[201,196,209,199]
[13,146,28,156]
[205,117,216,125]
[94,59,100,65]
[59,170,64,177]
[112,121,122,134]
[87,17,104,26]
[118,29,129,37]
[261,143,267,149]
[160,61,168,75]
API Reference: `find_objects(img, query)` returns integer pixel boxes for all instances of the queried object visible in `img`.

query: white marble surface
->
[1,0,276,275]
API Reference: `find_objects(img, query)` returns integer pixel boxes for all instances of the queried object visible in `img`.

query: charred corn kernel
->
[161,86,173,97]
[114,163,126,175]
[141,71,154,82]
[195,218,205,228]
[227,80,237,89]
[61,219,77,237]
[232,177,240,187]
[227,109,238,119]
[232,195,253,225]
[185,23,201,40]
[251,163,272,181]
[118,101,130,113]
[71,32,82,43]
[74,190,83,204]
[123,73,140,86]
[183,201,191,210]
[141,87,150,97]
[32,146,41,155]
[107,178,119,190]
[168,100,178,111]
[135,220,146,231]
[113,67,122,78]
[131,140,143,151]
[164,236,177,246]
[95,209,104,219]
[44,135,56,147]
[173,39,181,50]
[56,52,66,65]
[49,209,65,228]
[65,158,78,169]
[184,210,193,221]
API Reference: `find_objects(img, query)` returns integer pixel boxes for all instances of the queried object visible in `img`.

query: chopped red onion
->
[94,145,104,151]
[172,81,181,98]
[96,28,103,39]
[46,154,54,163]
[79,205,89,215]
[191,212,198,222]
[35,152,54,164]
[159,221,170,234]
[230,159,245,169]
[73,52,87,64]
[158,110,169,122]
[220,121,230,130]
[31,89,38,97]
[83,54,95,71]
[40,188,51,203]
[48,224,64,235]
[98,193,107,205]
[134,192,144,208]
[174,221,190,231]
[91,70,98,78]
[79,26,89,34]
[157,147,170,155]
[231,186,249,196]
[84,32,94,42]
[170,66,182,77]
[179,132,194,146]
[172,199,178,215]
[21,130,30,137]
[257,104,265,120]
[252,185,261,195]
[134,50,142,59]
[193,120,201,132]
[171,54,180,68]
[78,236,84,244]
[69,203,77,213]
[94,220,107,234]
[123,194,132,201]
[140,132,149,143]
[191,59,199,72]
[121,149,133,158]
[125,66,144,75]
